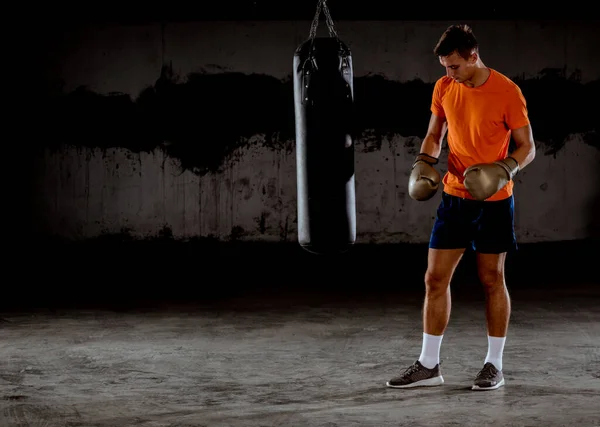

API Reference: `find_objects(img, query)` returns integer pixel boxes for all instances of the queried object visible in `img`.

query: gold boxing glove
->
[408,153,440,201]
[463,157,520,201]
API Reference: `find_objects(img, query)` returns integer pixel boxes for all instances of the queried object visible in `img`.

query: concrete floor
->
[2,239,599,426]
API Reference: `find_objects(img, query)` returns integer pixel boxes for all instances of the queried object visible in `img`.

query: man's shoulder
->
[435,75,454,87]
[490,69,523,93]
[434,76,455,94]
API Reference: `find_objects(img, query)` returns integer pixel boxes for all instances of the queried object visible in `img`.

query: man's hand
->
[408,153,441,201]
[463,157,520,201]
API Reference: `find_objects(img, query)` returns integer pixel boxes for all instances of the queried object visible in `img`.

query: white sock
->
[484,335,506,371]
[418,332,443,369]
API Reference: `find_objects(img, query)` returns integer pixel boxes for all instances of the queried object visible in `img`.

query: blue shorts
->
[429,192,518,254]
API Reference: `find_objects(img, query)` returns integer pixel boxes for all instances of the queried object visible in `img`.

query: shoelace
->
[477,364,497,380]
[403,363,421,376]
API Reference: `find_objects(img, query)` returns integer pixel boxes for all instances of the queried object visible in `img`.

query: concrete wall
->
[33,20,600,243]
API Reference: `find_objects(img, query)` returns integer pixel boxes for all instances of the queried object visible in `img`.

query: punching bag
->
[293,1,356,255]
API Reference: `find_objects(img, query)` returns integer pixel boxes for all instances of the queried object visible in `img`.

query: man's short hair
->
[434,24,479,59]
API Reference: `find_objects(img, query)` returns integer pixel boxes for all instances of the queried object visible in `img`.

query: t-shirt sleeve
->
[505,85,530,130]
[430,79,445,118]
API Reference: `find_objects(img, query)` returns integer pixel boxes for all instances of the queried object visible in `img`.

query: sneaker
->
[386,360,444,388]
[472,362,505,390]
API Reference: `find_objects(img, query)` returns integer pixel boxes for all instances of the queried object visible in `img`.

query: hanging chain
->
[308,0,338,40]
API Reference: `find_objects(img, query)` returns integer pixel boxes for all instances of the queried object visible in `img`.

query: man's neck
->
[464,62,490,88]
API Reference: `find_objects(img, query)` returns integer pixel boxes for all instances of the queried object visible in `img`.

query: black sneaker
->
[386,360,444,388]
[472,362,505,390]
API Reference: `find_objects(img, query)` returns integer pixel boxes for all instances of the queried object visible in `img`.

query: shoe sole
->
[471,378,505,391]
[386,375,444,388]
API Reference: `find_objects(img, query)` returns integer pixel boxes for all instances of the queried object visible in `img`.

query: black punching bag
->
[293,31,357,255]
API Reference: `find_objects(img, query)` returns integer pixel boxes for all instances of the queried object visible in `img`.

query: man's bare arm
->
[509,124,536,170]
[419,113,448,159]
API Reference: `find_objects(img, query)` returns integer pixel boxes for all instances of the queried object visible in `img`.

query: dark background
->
[35,2,598,22]
[13,2,599,309]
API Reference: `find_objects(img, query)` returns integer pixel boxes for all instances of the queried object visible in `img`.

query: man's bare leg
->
[386,247,465,388]
[477,252,511,337]
[423,248,466,335]
[471,251,510,390]
[418,247,465,368]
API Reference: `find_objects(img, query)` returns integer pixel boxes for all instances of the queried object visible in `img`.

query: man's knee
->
[478,268,505,289]
[425,248,464,295]
[424,269,451,295]
[476,252,507,290]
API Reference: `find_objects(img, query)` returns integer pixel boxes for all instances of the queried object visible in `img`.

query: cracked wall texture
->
[32,20,600,243]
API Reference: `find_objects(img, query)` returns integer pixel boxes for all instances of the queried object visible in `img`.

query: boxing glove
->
[408,153,440,201]
[463,157,520,201]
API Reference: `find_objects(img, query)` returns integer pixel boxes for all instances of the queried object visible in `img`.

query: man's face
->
[439,51,476,83]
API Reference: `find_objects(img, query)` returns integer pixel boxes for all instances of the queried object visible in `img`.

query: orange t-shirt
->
[430,68,530,201]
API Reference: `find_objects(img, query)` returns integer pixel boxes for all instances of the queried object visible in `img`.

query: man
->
[387,24,536,390]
